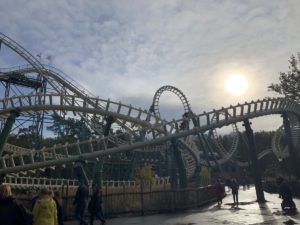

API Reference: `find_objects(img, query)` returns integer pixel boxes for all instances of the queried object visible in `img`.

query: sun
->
[224,74,249,96]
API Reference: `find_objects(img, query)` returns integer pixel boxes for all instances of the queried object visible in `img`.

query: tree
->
[135,164,155,184]
[199,166,211,186]
[7,133,33,149]
[269,53,300,103]
[46,113,92,143]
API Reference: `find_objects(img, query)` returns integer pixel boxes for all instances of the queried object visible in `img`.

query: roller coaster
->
[0,32,299,189]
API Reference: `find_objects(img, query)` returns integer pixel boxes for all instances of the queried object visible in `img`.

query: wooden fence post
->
[140,181,144,215]
[65,182,69,219]
[173,189,176,211]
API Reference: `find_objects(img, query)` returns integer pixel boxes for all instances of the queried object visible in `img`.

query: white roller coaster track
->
[151,85,198,178]
[0,34,229,181]
[235,148,273,167]
[151,85,241,178]
[0,64,162,139]
[0,97,298,175]
[1,33,300,180]
[271,126,289,160]
[271,113,300,160]
[210,111,239,164]
[0,31,165,144]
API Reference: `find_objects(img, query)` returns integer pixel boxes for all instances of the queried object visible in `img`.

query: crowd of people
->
[0,183,106,225]
[0,176,297,225]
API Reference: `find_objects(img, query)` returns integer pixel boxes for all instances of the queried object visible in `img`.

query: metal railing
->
[4,176,170,190]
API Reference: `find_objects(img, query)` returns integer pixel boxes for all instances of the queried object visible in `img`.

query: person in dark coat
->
[276,177,296,211]
[0,184,32,225]
[225,179,231,192]
[230,178,239,207]
[31,189,40,211]
[88,186,106,225]
[53,190,64,225]
[73,182,89,225]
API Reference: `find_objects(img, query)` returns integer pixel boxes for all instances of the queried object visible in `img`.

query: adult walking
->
[73,182,89,225]
[230,178,239,207]
[53,191,64,225]
[33,188,58,225]
[31,189,40,210]
[0,184,32,225]
[213,179,225,206]
[88,186,106,225]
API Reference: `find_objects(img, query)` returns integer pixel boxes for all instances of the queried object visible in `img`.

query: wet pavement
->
[66,186,300,225]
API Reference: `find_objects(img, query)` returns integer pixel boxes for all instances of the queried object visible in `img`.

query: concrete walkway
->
[66,187,300,225]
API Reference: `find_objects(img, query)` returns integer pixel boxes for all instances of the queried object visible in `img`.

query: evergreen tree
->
[46,113,92,143]
[269,53,300,103]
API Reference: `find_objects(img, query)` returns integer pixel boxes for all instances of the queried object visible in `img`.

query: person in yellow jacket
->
[33,189,58,225]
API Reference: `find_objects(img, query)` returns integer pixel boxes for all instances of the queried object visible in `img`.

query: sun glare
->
[224,74,249,96]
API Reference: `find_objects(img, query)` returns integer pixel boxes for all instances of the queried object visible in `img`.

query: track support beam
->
[73,159,89,186]
[0,109,20,157]
[171,138,187,188]
[92,160,103,187]
[243,119,265,203]
[282,113,300,179]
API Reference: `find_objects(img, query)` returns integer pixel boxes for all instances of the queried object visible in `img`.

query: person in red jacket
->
[214,179,225,206]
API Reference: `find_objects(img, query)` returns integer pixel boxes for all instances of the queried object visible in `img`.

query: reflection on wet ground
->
[66,187,299,225]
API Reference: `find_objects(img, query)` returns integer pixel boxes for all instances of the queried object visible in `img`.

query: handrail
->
[3,176,170,189]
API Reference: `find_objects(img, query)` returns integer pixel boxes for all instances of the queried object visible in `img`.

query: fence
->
[57,184,216,218]
[4,176,79,190]
[102,185,216,216]
[4,176,170,192]
[13,179,216,219]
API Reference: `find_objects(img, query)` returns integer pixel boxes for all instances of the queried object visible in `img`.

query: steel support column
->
[92,160,103,187]
[92,116,115,186]
[243,119,265,203]
[282,113,300,179]
[168,147,178,189]
[73,159,89,186]
[0,109,20,157]
[171,138,187,188]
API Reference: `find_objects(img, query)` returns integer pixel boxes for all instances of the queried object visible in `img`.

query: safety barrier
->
[3,176,170,190]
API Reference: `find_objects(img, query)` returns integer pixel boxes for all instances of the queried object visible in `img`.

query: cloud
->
[1,0,300,131]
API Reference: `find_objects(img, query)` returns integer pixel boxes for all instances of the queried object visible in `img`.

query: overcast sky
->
[1,0,299,132]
